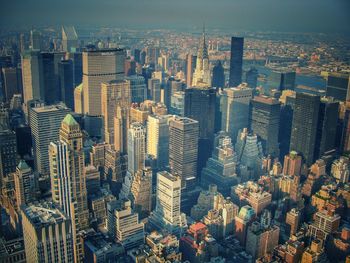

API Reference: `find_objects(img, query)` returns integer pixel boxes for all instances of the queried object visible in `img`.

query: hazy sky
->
[1,0,349,34]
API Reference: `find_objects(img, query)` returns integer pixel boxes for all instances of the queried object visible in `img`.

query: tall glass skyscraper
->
[229,37,244,87]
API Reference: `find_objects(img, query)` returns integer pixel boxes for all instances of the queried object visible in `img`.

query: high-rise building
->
[147,114,172,169]
[184,86,216,175]
[130,167,152,216]
[14,160,36,208]
[82,48,125,115]
[283,151,302,176]
[229,37,244,87]
[58,59,74,110]
[101,80,131,147]
[124,59,136,76]
[290,93,320,165]
[0,130,17,186]
[221,83,253,143]
[314,97,339,159]
[115,199,145,250]
[308,210,341,241]
[74,83,84,113]
[54,114,89,262]
[169,116,199,188]
[1,67,21,102]
[126,75,147,103]
[212,61,225,88]
[30,104,70,175]
[30,30,42,50]
[246,67,258,89]
[147,78,161,102]
[201,132,238,196]
[66,52,83,87]
[250,95,281,157]
[301,239,328,263]
[62,26,78,52]
[286,208,301,236]
[246,221,280,260]
[325,72,350,101]
[234,205,256,246]
[331,157,350,183]
[192,28,211,86]
[186,54,196,87]
[149,171,187,236]
[127,122,146,175]
[21,202,74,263]
[164,77,183,109]
[268,70,296,91]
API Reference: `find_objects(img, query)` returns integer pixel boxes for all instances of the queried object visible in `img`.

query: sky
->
[1,0,349,34]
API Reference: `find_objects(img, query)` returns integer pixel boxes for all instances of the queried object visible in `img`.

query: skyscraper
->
[268,70,296,91]
[147,114,172,169]
[30,30,42,50]
[21,202,74,263]
[250,95,281,157]
[74,83,84,113]
[246,67,258,89]
[290,93,320,165]
[66,51,83,87]
[1,67,21,102]
[82,48,125,115]
[229,37,244,87]
[165,77,183,110]
[186,54,196,87]
[149,171,187,236]
[283,151,302,176]
[58,59,74,110]
[14,160,36,208]
[126,75,147,103]
[0,129,17,186]
[325,72,350,101]
[130,167,152,216]
[62,26,78,52]
[101,80,131,147]
[169,116,199,188]
[147,78,161,102]
[184,86,216,175]
[212,60,225,88]
[30,104,70,175]
[127,122,146,174]
[192,28,211,86]
[221,83,253,143]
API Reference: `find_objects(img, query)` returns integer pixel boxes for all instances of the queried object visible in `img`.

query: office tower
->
[130,167,152,216]
[21,202,74,263]
[186,54,196,87]
[85,165,100,195]
[127,122,146,174]
[147,114,172,169]
[201,132,239,196]
[62,26,78,52]
[308,210,341,241]
[149,171,187,236]
[326,73,350,101]
[126,75,147,103]
[58,59,74,109]
[246,67,258,89]
[115,199,145,250]
[30,30,42,50]
[290,93,320,166]
[1,67,21,102]
[169,116,199,188]
[30,104,70,175]
[229,37,244,87]
[14,160,36,208]
[246,221,280,260]
[130,104,150,125]
[140,50,146,65]
[235,128,264,181]
[170,91,185,116]
[331,157,350,183]
[133,49,141,63]
[101,80,131,146]
[124,59,136,76]
[235,205,256,246]
[202,209,224,240]
[286,208,301,236]
[301,239,328,263]
[15,125,32,158]
[66,52,83,87]
[212,60,225,88]
[146,47,159,65]
[268,70,296,91]
[57,114,89,262]
[147,78,161,102]
[184,86,216,175]
[192,28,211,86]
[105,146,127,183]
[21,50,44,105]
[221,83,253,143]
[283,151,302,176]
[314,97,339,159]
[41,52,65,105]
[279,91,296,160]
[250,95,281,157]
[0,130,17,186]
[82,48,125,115]
[164,77,183,109]
[74,83,84,113]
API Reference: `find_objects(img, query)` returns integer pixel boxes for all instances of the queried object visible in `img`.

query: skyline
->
[1,0,350,35]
